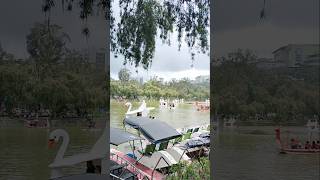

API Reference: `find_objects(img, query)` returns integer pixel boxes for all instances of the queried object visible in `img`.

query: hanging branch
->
[260,0,267,20]
[42,0,210,69]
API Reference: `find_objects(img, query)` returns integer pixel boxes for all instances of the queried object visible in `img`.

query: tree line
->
[0,23,107,118]
[212,49,319,125]
[111,68,209,101]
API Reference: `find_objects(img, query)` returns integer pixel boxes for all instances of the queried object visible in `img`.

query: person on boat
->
[290,139,295,149]
[311,141,316,149]
[290,138,299,149]
[86,161,95,173]
[304,141,311,149]
[316,141,320,149]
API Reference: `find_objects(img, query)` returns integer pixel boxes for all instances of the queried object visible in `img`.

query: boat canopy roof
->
[124,117,182,144]
[110,127,143,146]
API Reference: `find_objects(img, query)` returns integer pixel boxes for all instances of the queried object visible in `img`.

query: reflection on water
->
[214,126,320,180]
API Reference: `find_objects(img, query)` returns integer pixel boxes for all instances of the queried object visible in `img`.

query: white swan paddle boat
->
[306,117,319,132]
[48,129,109,179]
[159,98,168,108]
[159,98,179,110]
[224,116,236,128]
[125,100,155,118]
[48,127,169,180]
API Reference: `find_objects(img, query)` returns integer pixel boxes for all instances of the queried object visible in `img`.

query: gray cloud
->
[110,31,210,80]
[1,0,317,76]
[0,0,106,59]
[110,1,210,79]
[214,0,319,32]
[213,0,319,57]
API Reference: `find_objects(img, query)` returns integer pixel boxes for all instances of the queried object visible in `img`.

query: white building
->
[272,44,320,68]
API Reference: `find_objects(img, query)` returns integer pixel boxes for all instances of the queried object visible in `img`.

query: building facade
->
[273,44,320,67]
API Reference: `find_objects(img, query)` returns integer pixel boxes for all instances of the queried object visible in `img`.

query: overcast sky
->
[111,0,319,81]
[213,0,319,57]
[110,1,210,81]
[0,1,319,81]
[0,0,105,59]
[110,30,210,81]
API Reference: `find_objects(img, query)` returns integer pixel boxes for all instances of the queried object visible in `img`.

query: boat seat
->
[173,136,182,144]
[110,163,127,175]
[193,127,200,132]
[138,143,156,155]
[119,170,137,180]
[183,132,192,140]
[158,141,169,151]
[187,129,193,133]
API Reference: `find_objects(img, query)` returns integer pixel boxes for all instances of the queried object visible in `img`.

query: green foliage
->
[0,44,14,62]
[26,23,69,64]
[110,76,209,100]
[167,157,210,180]
[213,49,319,125]
[0,23,107,118]
[118,68,131,82]
[26,22,70,81]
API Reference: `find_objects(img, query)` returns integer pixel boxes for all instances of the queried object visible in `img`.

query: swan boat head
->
[125,102,132,107]
[48,129,69,147]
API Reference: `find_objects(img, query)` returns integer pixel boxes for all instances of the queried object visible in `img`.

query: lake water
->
[1,101,318,180]
[213,126,320,180]
[110,100,210,129]
[0,100,209,180]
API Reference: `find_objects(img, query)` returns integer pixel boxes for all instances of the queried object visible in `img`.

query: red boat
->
[275,128,320,154]
[24,118,50,128]
[195,100,210,112]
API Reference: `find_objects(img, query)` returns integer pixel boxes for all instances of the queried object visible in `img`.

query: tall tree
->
[26,22,70,80]
[118,68,130,82]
